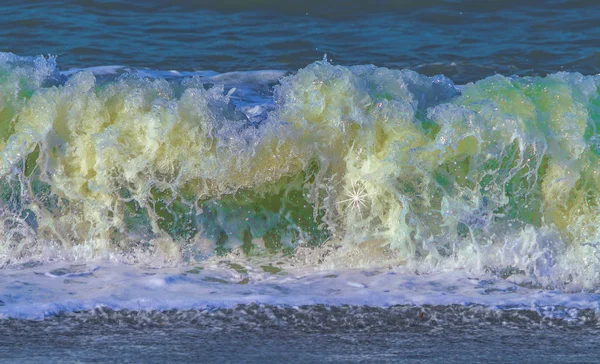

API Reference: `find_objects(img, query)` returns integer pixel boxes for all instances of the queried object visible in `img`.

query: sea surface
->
[2,1,600,362]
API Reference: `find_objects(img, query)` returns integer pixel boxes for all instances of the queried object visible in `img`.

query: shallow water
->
[2,305,600,363]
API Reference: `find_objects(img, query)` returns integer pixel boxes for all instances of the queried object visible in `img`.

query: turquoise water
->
[2,1,600,362]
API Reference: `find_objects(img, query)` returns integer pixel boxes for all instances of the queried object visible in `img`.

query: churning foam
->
[1,53,600,292]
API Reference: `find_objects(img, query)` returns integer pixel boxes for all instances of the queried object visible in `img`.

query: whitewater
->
[0,51,599,326]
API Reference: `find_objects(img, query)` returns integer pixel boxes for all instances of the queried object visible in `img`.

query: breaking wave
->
[2,52,600,291]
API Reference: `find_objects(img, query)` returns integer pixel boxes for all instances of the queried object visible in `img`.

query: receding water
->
[2,305,600,363]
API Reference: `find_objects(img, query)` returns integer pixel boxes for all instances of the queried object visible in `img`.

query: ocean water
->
[2,1,600,362]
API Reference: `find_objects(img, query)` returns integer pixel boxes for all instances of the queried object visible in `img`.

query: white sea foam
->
[1,259,599,320]
[3,54,600,317]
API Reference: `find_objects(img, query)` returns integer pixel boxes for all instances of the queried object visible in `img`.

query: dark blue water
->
[2,1,600,83]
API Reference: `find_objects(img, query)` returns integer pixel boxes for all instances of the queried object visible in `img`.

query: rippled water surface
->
[2,1,600,83]
[2,305,600,363]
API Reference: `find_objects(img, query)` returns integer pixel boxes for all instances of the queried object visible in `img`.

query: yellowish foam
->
[1,56,600,289]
